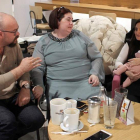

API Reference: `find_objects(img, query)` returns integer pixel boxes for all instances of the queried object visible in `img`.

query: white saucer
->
[60,120,84,132]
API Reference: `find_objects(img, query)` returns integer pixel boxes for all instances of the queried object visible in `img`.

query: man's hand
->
[11,57,42,80]
[19,57,42,73]
[15,88,30,106]
[128,58,140,66]
[32,86,43,102]
[88,75,99,86]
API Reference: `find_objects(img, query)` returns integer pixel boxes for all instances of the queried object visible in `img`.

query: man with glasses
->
[0,12,45,140]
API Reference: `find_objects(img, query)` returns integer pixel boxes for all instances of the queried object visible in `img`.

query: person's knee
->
[19,106,45,130]
[3,114,17,129]
[30,110,45,129]
[0,114,17,135]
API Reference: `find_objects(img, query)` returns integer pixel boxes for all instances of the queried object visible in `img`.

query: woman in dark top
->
[115,19,140,103]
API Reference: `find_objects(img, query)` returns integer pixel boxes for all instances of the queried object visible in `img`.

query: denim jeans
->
[0,93,45,140]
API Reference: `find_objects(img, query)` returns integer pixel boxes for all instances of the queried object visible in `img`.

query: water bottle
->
[99,86,106,118]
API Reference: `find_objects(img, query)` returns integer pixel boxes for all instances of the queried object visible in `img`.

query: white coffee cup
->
[63,108,80,131]
[67,99,77,108]
[50,98,67,125]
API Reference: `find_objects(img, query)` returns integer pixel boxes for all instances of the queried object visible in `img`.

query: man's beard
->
[8,35,19,48]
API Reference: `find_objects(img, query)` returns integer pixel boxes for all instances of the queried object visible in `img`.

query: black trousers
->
[0,94,45,140]
[121,73,140,103]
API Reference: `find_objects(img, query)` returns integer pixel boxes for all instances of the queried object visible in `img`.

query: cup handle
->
[63,116,69,128]
[67,101,72,108]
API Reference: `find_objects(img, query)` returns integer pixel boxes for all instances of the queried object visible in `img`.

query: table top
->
[35,1,140,19]
[48,101,140,140]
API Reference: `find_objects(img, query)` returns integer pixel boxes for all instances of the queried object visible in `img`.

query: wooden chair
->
[29,5,51,35]
[89,11,117,21]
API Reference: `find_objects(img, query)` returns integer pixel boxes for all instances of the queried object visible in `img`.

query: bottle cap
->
[100,86,104,90]
[88,96,101,105]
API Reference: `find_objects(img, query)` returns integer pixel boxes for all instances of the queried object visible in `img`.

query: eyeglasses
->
[1,29,18,36]
[58,6,65,13]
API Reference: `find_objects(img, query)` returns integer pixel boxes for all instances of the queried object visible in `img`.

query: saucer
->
[60,120,84,132]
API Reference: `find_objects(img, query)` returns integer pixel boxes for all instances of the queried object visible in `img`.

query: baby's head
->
[135,50,140,58]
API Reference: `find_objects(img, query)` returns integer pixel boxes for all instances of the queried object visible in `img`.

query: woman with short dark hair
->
[31,7,105,100]
[49,7,72,29]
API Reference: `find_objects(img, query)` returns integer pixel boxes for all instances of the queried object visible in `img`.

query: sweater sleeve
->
[17,44,30,87]
[31,36,48,91]
[0,44,30,91]
[78,30,105,83]
[115,42,129,69]
[0,72,16,91]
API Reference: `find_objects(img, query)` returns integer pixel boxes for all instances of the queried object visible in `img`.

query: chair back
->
[89,11,116,21]
[29,5,43,20]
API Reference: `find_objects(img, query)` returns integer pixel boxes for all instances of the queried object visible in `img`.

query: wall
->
[0,0,12,15]
[14,0,51,37]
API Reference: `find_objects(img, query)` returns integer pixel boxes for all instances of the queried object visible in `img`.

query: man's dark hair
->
[49,7,72,29]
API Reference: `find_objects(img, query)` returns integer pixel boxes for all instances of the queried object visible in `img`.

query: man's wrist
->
[22,83,30,89]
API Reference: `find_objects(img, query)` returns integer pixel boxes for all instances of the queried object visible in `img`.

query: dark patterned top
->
[48,31,74,42]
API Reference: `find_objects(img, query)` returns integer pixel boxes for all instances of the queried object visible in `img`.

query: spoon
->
[89,123,95,127]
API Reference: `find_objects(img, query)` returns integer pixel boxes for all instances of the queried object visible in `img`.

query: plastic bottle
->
[99,86,106,118]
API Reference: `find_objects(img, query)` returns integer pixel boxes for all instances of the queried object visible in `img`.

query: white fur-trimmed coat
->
[73,15,127,75]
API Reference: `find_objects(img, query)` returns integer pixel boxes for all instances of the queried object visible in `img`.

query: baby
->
[113,51,140,87]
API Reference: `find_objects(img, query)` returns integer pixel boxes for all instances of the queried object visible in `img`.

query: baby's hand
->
[135,52,140,58]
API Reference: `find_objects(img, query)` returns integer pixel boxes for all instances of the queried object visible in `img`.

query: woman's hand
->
[128,58,140,66]
[125,70,140,82]
[32,85,43,102]
[117,64,123,68]
[88,75,99,86]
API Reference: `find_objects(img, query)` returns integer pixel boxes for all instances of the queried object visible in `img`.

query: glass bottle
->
[99,86,106,118]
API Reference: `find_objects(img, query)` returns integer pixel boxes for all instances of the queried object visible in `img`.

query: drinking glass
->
[103,100,118,129]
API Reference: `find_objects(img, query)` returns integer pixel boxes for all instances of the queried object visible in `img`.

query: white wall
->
[14,0,51,37]
[116,17,131,32]
[0,0,12,15]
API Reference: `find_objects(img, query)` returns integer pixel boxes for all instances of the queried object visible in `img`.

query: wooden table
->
[48,102,140,140]
[35,1,140,19]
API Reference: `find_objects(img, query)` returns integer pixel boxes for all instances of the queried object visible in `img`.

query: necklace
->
[49,31,74,42]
